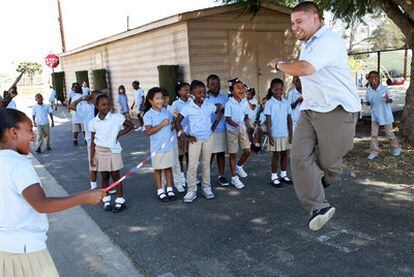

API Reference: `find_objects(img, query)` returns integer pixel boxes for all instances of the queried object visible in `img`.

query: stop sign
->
[45,54,60,68]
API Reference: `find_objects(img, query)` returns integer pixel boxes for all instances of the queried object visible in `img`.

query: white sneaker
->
[90,183,98,190]
[183,190,197,203]
[236,165,248,178]
[175,181,186,193]
[201,185,215,199]
[367,152,378,160]
[231,176,245,189]
[393,148,402,157]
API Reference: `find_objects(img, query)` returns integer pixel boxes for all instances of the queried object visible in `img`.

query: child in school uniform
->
[69,83,85,146]
[69,91,99,190]
[0,108,104,277]
[205,74,229,186]
[265,78,293,188]
[176,80,222,203]
[364,70,401,160]
[161,88,186,193]
[254,97,268,151]
[225,79,251,189]
[49,85,57,111]
[131,80,145,130]
[143,87,177,201]
[171,82,191,182]
[117,85,130,119]
[89,94,134,212]
[245,88,259,151]
[288,76,303,131]
[32,93,54,153]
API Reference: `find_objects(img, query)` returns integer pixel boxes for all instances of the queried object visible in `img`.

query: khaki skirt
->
[268,136,290,152]
[152,150,174,170]
[0,249,59,277]
[94,146,123,172]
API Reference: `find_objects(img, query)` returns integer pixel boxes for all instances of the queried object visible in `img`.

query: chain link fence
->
[348,48,411,116]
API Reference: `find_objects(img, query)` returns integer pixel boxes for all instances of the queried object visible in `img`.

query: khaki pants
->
[187,136,213,191]
[36,124,50,148]
[370,122,400,154]
[0,249,59,277]
[291,106,357,212]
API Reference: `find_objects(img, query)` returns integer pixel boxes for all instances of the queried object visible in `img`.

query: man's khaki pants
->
[187,136,213,191]
[36,124,50,148]
[370,122,400,154]
[291,106,358,213]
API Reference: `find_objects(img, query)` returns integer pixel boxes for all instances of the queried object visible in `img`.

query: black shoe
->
[46,146,52,151]
[73,140,78,146]
[218,176,229,186]
[158,192,168,202]
[280,176,293,185]
[113,203,126,213]
[35,148,41,153]
[308,206,336,231]
[322,177,330,189]
[103,202,112,212]
[271,178,283,188]
[167,190,177,201]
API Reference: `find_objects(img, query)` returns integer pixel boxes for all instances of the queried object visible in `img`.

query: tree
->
[219,0,414,145]
[16,61,43,86]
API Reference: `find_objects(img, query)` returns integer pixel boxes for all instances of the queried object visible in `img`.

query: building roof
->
[60,3,291,57]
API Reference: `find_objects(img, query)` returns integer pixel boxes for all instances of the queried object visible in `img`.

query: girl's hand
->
[90,158,95,168]
[82,189,105,205]
[185,134,197,143]
[269,136,275,146]
[162,119,170,126]
[288,135,292,144]
[51,122,55,128]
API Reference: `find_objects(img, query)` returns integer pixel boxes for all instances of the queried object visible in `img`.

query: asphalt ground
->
[32,105,414,277]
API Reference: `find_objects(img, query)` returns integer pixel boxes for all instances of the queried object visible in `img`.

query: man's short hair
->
[292,1,323,20]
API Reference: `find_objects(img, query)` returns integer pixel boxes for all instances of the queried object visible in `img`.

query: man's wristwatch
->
[274,61,285,72]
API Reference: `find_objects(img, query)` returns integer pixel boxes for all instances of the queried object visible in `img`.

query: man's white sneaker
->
[183,190,197,203]
[201,185,215,199]
[367,152,378,160]
[231,176,245,189]
[393,148,402,157]
[236,165,248,178]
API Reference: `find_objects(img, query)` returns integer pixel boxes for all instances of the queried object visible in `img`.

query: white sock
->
[115,197,125,204]
[271,173,278,180]
[255,143,260,147]
[157,188,165,195]
[280,171,287,178]
[166,186,173,192]
[102,195,111,203]
[90,182,97,189]
[232,175,238,180]
[236,164,243,169]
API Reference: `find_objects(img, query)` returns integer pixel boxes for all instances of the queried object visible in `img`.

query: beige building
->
[60,4,297,101]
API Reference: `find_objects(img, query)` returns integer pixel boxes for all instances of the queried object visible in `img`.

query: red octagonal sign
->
[45,54,60,68]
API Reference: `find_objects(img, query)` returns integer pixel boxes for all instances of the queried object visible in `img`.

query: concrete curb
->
[30,154,144,277]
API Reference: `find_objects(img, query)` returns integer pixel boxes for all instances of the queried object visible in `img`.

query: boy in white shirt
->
[32,94,54,153]
[288,76,303,130]
[131,80,145,130]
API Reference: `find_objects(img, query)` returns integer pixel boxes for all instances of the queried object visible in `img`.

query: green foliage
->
[16,61,43,75]
[367,15,406,49]
[157,65,179,103]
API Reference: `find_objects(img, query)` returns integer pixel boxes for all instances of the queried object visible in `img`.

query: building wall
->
[61,22,190,104]
[187,8,297,99]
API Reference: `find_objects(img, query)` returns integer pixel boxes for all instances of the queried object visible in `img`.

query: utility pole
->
[57,0,67,52]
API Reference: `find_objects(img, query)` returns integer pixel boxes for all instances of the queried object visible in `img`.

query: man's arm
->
[267,59,316,76]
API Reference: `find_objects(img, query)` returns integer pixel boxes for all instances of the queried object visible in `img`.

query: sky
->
[0,0,218,73]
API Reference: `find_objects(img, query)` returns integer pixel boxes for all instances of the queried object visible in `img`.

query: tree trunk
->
[399,47,414,144]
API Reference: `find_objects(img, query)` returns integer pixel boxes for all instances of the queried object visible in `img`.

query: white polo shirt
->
[299,25,360,113]
[32,103,52,126]
[135,88,144,111]
[0,150,49,254]
[6,100,16,109]
[89,112,125,153]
